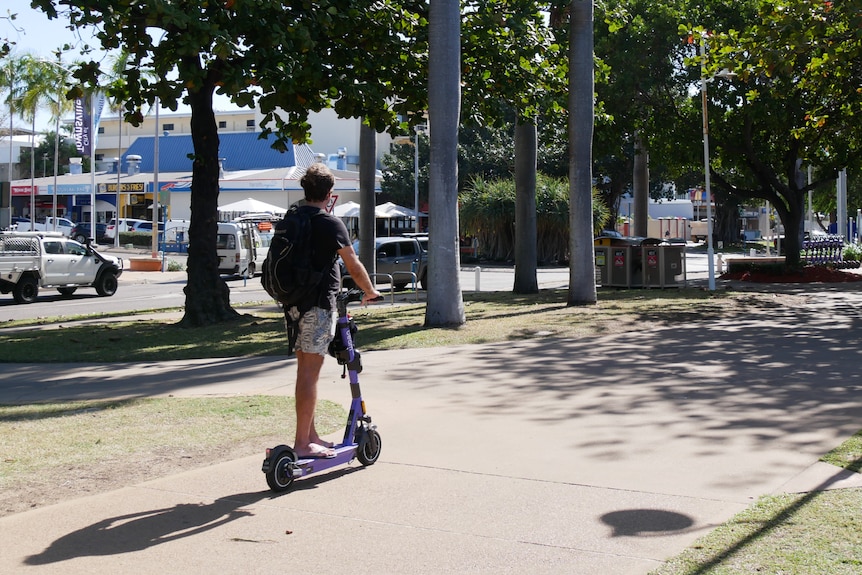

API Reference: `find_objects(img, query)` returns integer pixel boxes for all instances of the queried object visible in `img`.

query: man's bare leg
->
[293,350,334,457]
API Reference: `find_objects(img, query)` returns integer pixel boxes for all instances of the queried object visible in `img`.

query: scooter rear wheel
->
[265,450,296,492]
[356,428,382,466]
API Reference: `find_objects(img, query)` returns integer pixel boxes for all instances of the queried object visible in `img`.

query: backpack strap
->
[284,308,300,356]
[284,306,305,355]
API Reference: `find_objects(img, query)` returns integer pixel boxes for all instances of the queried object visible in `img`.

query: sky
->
[3,0,235,132]
[4,0,98,131]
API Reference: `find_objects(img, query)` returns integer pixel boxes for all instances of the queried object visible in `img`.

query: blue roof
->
[123,131,297,172]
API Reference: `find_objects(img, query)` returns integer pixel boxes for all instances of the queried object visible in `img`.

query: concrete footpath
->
[3,283,862,573]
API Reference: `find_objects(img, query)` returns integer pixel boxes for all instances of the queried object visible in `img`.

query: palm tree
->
[0,56,29,183]
[425,0,465,326]
[39,54,78,230]
[11,54,60,227]
[513,120,538,293]
[568,0,597,305]
[358,121,377,276]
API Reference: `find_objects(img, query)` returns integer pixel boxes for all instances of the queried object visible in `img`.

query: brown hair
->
[300,163,335,202]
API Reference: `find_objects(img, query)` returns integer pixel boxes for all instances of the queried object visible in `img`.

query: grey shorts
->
[286,306,334,356]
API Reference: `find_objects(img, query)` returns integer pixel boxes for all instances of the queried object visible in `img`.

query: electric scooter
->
[262,288,383,492]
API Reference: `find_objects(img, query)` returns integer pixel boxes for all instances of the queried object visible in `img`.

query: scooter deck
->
[291,444,357,477]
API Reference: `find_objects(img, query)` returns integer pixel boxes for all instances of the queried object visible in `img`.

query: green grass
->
[650,425,862,574]
[0,288,738,363]
[0,396,343,482]
[821,430,862,472]
[651,488,862,574]
[0,396,346,516]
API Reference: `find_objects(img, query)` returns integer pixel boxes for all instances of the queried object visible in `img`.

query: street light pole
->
[413,124,426,234]
[152,97,160,259]
[700,40,716,291]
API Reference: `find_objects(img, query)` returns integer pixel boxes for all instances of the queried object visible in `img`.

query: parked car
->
[342,236,427,290]
[403,232,428,253]
[70,223,109,244]
[105,218,148,239]
[131,221,165,233]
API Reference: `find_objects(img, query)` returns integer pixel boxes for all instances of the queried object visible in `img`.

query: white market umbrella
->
[333,201,361,218]
[376,201,425,218]
[218,197,287,215]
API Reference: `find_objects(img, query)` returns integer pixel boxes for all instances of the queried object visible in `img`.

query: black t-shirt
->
[299,205,351,311]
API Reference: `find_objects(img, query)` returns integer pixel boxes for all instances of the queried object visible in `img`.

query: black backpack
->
[261,206,326,308]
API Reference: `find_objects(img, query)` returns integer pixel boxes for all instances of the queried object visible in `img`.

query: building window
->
[95,154,104,161]
[162,123,174,131]
[97,127,105,134]
[218,121,227,129]
[246,119,255,127]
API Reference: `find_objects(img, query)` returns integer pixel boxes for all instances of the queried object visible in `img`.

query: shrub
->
[119,231,152,247]
[843,243,861,262]
[459,174,609,263]
[166,259,185,272]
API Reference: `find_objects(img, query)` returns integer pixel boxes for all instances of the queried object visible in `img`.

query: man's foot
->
[311,438,335,449]
[296,442,336,459]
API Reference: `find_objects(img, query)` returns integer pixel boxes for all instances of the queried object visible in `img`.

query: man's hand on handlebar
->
[362,289,383,305]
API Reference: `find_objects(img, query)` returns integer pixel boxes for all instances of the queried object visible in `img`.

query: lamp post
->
[151,96,160,259]
[699,40,737,291]
[413,124,426,234]
[698,39,737,291]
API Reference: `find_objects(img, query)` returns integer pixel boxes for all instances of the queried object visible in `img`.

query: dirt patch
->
[721,265,862,283]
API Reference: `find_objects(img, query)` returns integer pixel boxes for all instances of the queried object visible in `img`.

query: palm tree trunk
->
[425,0,465,326]
[513,120,538,293]
[359,121,377,276]
[632,131,649,237]
[567,0,597,305]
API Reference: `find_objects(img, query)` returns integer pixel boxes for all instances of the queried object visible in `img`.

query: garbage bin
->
[661,243,685,287]
[641,240,685,288]
[594,237,645,287]
[642,241,663,287]
[595,236,686,288]
[594,245,610,285]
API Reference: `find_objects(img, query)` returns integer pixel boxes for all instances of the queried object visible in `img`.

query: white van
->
[217,221,264,277]
[164,219,190,243]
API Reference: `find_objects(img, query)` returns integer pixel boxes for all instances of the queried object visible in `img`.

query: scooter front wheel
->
[265,449,296,492]
[356,428,382,466]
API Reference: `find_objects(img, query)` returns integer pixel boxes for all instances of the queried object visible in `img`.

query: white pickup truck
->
[14,217,76,237]
[0,231,124,304]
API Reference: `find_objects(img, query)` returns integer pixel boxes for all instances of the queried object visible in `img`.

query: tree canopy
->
[30,0,428,326]
[696,0,862,264]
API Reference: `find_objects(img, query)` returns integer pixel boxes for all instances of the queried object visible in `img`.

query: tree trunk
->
[425,0,465,326]
[513,120,538,293]
[774,187,806,268]
[179,84,239,327]
[632,131,649,237]
[358,121,377,277]
[567,0,597,306]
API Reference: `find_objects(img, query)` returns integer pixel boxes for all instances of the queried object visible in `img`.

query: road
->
[1,248,712,322]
